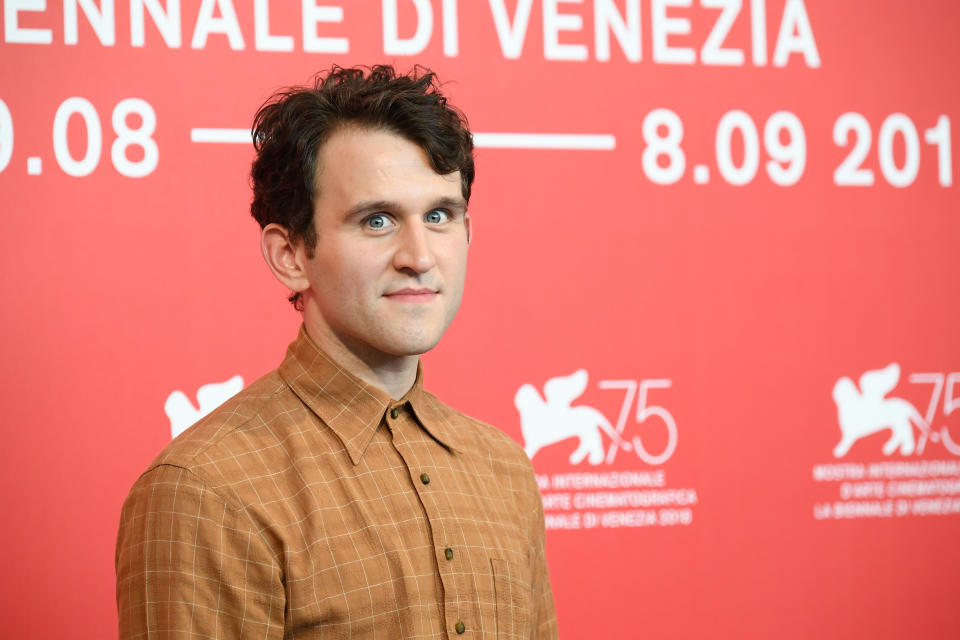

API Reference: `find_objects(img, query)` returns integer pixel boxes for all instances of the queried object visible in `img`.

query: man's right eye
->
[365,214,391,230]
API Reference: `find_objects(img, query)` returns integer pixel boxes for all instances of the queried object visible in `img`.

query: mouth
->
[383,287,439,303]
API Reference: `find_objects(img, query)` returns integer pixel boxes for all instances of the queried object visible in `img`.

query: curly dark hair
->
[250,64,475,308]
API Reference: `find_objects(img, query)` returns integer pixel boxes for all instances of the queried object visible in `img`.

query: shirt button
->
[455,621,465,634]
[420,473,431,485]
[444,548,454,561]
[390,408,399,419]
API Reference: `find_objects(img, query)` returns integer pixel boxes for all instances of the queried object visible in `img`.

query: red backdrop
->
[2,1,958,637]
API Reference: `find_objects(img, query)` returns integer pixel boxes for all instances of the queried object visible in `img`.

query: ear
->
[464,212,473,245]
[261,223,311,295]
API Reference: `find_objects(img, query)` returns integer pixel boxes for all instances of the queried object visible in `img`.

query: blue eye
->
[366,214,389,229]
[426,210,449,224]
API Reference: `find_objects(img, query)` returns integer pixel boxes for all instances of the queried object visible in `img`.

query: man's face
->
[299,126,471,360]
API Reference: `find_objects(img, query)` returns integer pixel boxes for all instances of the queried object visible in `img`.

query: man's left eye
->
[425,210,449,224]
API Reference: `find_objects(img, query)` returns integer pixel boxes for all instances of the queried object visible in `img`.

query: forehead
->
[313,126,462,208]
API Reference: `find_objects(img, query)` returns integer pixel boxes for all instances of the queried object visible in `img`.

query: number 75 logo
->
[908,372,960,455]
[515,370,677,467]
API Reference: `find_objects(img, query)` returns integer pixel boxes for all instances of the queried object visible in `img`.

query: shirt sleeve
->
[116,464,285,639]
[526,462,559,639]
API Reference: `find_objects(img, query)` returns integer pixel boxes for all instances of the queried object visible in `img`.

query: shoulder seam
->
[142,462,283,566]
[154,375,289,468]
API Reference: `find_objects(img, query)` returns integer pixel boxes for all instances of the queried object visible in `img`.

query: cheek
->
[446,242,470,278]
[441,246,469,300]
[317,249,386,292]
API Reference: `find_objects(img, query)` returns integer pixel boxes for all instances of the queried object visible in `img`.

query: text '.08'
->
[0,97,158,178]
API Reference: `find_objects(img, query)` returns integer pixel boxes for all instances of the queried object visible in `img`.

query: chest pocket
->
[491,558,532,639]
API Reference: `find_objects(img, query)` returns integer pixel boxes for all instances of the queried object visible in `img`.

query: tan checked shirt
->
[116,326,557,639]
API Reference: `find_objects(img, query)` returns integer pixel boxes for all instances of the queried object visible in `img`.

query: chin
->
[379,331,443,357]
[389,339,442,357]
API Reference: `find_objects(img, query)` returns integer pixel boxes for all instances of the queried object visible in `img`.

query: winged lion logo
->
[515,369,626,465]
[164,375,244,439]
[832,363,928,457]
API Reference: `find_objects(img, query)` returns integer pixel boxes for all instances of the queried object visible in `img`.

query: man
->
[116,65,557,639]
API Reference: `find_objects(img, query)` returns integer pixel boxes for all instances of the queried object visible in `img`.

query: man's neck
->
[302,319,419,400]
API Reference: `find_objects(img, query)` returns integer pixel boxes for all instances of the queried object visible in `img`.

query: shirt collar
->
[279,325,460,464]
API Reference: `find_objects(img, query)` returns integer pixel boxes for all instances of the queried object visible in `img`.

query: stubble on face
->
[297,126,470,374]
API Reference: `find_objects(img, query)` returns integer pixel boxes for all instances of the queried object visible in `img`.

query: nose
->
[393,222,437,274]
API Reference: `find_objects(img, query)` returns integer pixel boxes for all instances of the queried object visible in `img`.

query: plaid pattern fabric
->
[116,326,557,638]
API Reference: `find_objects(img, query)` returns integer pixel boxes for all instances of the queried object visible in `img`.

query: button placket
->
[389,411,465,633]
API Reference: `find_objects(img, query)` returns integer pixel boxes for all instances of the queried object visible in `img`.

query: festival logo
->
[516,369,677,466]
[164,375,244,439]
[516,369,618,465]
[812,364,960,521]
[831,363,960,457]
[832,363,928,457]
[515,369,697,531]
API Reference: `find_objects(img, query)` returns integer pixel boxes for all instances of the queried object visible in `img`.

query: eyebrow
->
[344,197,468,220]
